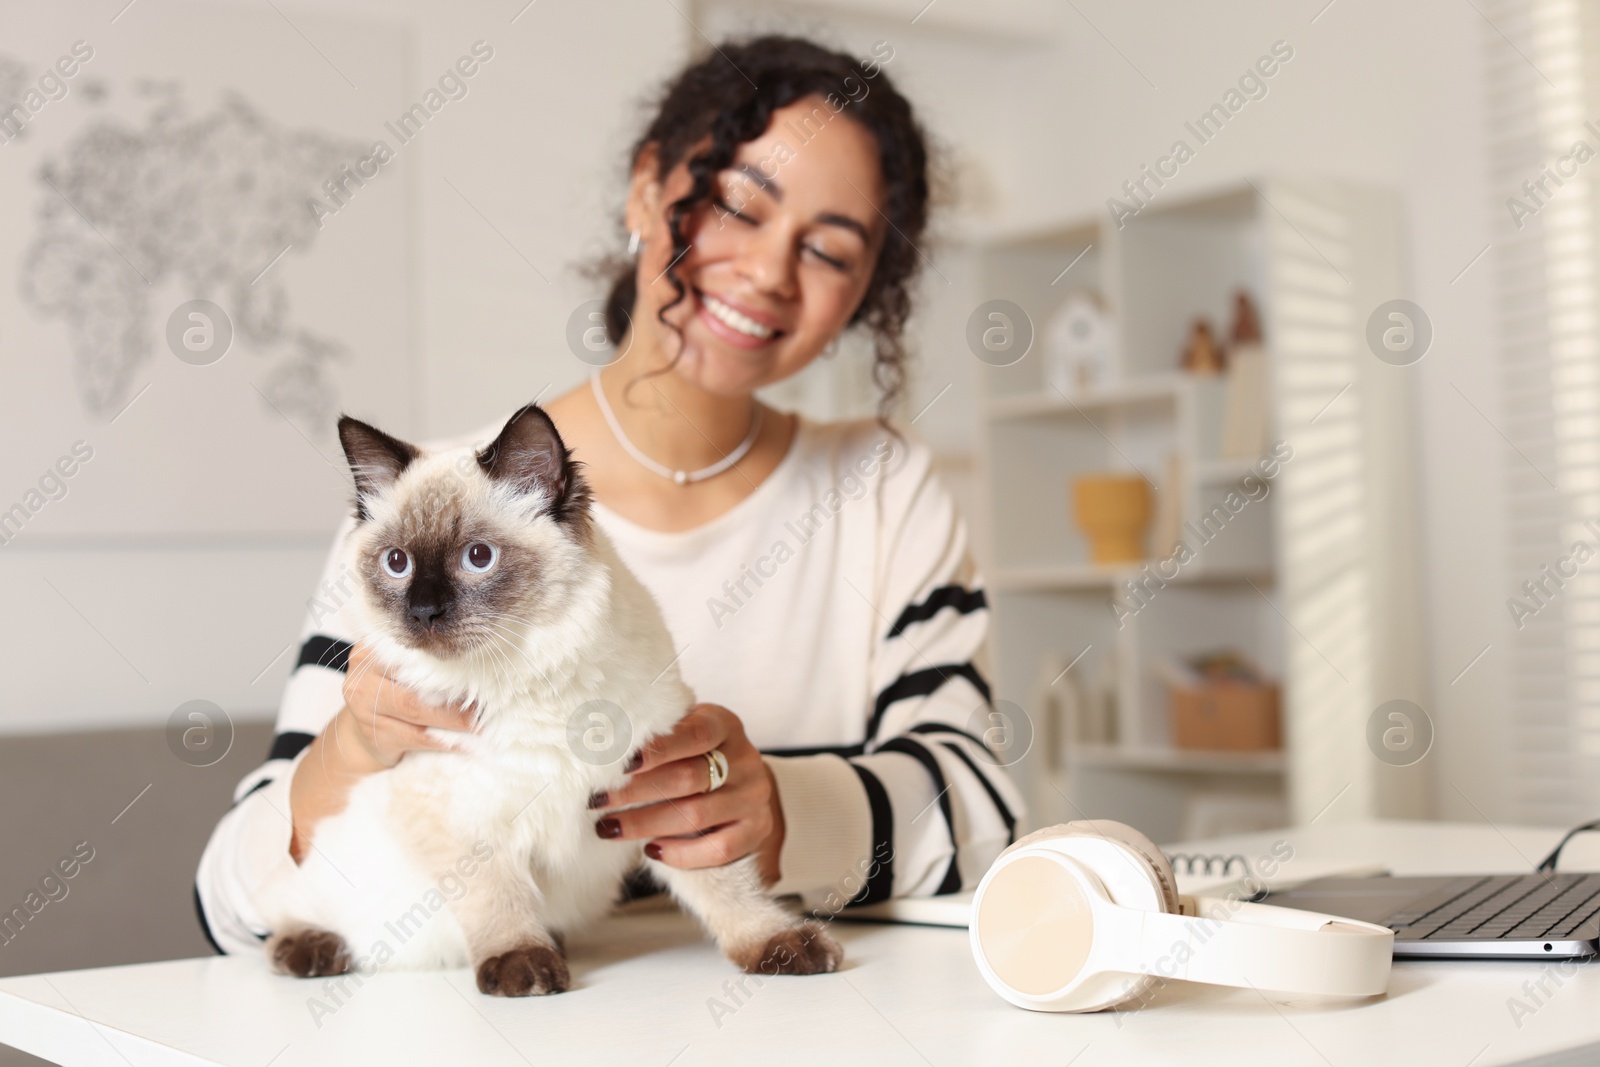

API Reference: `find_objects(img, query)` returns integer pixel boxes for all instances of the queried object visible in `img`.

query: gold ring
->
[705,748,730,792]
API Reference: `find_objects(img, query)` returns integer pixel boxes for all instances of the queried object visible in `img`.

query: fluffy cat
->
[259,401,841,995]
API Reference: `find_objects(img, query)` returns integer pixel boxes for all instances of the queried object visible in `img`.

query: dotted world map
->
[6,60,363,427]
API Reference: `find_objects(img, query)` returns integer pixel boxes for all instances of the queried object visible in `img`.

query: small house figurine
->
[1046,290,1116,395]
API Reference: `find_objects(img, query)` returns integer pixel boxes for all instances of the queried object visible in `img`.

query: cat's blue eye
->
[462,542,496,573]
[382,547,411,579]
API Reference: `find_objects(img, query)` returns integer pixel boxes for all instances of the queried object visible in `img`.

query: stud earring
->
[627,229,642,256]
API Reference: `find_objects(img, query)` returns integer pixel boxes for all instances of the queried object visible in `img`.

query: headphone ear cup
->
[1054,820,1180,913]
[972,823,1169,1012]
[1081,825,1184,915]
[971,852,1101,1003]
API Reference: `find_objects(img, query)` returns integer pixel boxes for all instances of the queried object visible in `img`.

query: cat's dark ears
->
[336,404,590,526]
[476,403,592,527]
[337,416,419,521]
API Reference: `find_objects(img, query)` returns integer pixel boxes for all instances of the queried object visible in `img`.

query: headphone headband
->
[1132,898,1394,997]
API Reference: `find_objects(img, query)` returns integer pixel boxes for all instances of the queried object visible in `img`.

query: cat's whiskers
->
[461,618,547,694]
[473,614,544,663]
[470,634,518,692]
[474,620,560,692]
[476,609,539,636]
[474,613,563,692]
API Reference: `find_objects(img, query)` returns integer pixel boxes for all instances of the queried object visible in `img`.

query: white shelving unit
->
[921,178,1424,843]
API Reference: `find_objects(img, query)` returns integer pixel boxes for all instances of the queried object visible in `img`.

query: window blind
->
[1489,0,1600,824]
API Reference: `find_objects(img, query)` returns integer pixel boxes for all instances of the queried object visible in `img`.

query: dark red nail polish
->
[624,750,644,773]
[644,842,663,861]
[595,817,623,839]
[587,790,608,810]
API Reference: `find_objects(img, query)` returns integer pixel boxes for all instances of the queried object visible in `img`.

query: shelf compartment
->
[985,375,1185,419]
[991,564,1272,591]
[1065,743,1285,775]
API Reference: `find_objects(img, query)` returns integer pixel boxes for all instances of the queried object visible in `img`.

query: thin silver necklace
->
[590,369,763,486]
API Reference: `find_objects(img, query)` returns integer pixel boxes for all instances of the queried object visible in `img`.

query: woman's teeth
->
[701,292,776,340]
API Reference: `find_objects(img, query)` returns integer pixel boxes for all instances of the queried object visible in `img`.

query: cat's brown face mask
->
[334,403,593,661]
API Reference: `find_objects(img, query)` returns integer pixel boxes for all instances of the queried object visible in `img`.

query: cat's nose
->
[409,603,447,628]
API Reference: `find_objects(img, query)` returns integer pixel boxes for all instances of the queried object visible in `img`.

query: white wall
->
[1,0,1510,826]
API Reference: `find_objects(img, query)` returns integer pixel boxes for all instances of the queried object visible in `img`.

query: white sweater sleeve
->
[193,513,361,955]
[765,431,1026,908]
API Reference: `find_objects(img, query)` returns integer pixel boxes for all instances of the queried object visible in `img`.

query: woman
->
[195,34,1023,955]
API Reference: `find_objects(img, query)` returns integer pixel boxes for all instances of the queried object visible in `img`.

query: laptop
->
[1264,872,1600,959]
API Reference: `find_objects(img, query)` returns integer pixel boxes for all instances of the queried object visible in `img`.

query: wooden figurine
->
[1228,290,1262,347]
[1180,317,1225,374]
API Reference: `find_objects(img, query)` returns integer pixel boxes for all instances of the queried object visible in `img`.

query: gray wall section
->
[0,721,275,1066]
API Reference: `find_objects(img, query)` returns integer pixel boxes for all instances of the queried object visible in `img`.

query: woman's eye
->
[462,542,497,573]
[805,244,848,270]
[382,548,411,578]
[715,196,756,224]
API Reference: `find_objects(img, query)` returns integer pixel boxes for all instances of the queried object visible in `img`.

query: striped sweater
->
[194,412,1024,953]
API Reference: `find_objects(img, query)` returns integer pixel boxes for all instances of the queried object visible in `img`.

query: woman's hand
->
[589,703,785,885]
[329,642,478,773]
[287,641,476,863]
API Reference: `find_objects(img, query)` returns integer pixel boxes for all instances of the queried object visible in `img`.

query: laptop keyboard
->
[1388,873,1600,941]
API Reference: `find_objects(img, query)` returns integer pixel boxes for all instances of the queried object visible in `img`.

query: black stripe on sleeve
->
[908,721,993,755]
[228,736,311,809]
[268,731,316,763]
[875,738,962,895]
[847,763,896,906]
[762,741,866,758]
[886,584,987,639]
[868,662,992,741]
[296,635,353,672]
[935,739,1017,846]
[193,884,225,956]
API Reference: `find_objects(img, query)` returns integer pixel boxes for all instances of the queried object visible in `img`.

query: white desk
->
[5,820,1600,1066]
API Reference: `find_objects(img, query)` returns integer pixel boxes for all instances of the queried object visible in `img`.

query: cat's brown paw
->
[475,942,570,996]
[747,921,843,976]
[268,929,351,978]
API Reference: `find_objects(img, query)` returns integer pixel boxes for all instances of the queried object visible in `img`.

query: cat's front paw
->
[268,929,351,978]
[475,942,570,996]
[748,921,843,976]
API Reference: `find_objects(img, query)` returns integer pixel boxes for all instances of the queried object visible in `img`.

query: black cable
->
[1536,818,1600,872]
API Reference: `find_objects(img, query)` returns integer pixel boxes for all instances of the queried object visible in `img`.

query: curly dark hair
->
[590,34,933,423]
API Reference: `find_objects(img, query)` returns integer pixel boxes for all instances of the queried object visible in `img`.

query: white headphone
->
[969,820,1394,1012]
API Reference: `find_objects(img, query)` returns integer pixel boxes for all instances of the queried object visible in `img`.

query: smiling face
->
[625,93,889,397]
